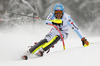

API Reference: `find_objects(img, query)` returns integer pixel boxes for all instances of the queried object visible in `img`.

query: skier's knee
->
[42,35,60,51]
[29,39,47,53]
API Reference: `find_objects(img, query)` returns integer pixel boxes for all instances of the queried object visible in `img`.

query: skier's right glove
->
[81,37,89,47]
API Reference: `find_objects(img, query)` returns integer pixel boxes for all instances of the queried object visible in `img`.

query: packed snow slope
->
[0,23,100,66]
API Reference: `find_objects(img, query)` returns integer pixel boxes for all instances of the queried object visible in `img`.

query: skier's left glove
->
[81,37,89,47]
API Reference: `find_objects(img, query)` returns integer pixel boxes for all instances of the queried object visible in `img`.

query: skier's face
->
[55,13,63,19]
[55,10,63,19]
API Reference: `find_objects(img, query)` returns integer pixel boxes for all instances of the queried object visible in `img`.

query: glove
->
[81,37,89,47]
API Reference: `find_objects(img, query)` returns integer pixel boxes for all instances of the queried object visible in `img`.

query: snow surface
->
[0,23,100,66]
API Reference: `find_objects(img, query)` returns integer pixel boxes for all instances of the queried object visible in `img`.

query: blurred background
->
[0,0,100,36]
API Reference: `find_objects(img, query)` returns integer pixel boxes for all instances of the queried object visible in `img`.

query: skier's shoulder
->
[47,12,54,20]
[48,12,54,16]
[62,12,71,21]
[63,12,70,18]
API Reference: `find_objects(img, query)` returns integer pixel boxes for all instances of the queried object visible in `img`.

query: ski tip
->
[22,56,28,60]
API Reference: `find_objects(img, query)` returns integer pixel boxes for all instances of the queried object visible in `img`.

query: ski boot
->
[22,55,28,60]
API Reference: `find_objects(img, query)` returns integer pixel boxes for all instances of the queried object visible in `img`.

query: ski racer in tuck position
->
[22,3,89,60]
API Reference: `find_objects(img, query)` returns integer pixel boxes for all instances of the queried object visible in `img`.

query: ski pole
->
[47,23,66,50]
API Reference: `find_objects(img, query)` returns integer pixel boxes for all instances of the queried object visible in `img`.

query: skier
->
[22,3,89,60]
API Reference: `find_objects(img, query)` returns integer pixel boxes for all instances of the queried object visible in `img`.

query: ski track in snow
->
[0,24,100,66]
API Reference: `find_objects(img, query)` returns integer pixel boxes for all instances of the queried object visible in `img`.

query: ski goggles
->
[55,10,63,14]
